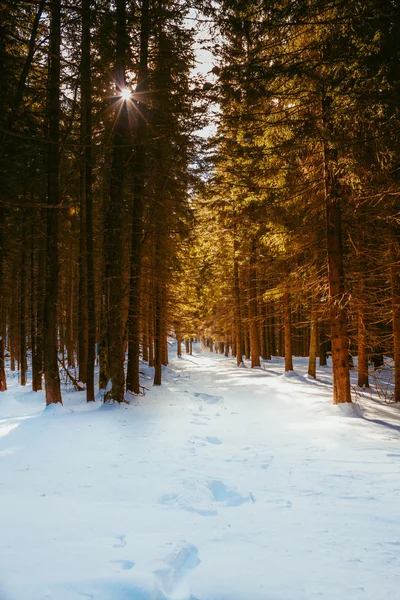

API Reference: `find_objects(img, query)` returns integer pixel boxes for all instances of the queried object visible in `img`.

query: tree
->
[43,0,62,405]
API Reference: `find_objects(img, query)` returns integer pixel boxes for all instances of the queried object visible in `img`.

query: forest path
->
[0,346,400,600]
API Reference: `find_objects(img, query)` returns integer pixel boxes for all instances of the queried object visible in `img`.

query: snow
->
[1,346,400,600]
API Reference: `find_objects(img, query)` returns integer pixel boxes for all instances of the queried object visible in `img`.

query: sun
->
[120,88,131,101]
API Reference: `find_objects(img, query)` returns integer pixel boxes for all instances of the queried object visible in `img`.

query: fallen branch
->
[58,357,85,391]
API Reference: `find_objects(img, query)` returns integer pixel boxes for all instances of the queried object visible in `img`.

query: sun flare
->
[120,88,131,101]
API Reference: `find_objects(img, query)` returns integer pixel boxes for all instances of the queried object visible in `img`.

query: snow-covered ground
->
[1,346,399,600]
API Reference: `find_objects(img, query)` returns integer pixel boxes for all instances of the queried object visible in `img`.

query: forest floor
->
[1,346,400,600]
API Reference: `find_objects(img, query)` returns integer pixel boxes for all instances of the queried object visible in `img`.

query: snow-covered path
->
[1,347,400,600]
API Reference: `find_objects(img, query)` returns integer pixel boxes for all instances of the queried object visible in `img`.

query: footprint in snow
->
[208,480,250,507]
[205,436,222,445]
[159,491,217,516]
[193,392,224,405]
[154,543,200,598]
[189,436,222,446]
[190,420,208,426]
[111,559,135,570]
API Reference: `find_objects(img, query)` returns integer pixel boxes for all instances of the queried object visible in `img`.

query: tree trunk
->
[224,335,229,357]
[20,216,27,386]
[142,276,149,362]
[308,299,318,379]
[177,333,182,357]
[322,93,351,404]
[82,0,96,401]
[233,238,243,366]
[33,212,45,391]
[283,290,293,371]
[43,0,62,405]
[126,0,149,394]
[30,221,38,391]
[357,298,369,388]
[99,279,109,390]
[104,0,128,402]
[390,221,400,402]
[249,247,261,367]
[0,199,6,391]
[0,336,6,392]
[78,171,88,384]
[154,269,162,386]
[319,323,328,366]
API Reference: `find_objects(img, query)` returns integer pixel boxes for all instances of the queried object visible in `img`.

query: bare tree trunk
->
[142,273,149,362]
[154,256,162,386]
[283,290,293,372]
[99,278,109,390]
[357,302,369,388]
[126,0,149,394]
[0,336,6,392]
[177,332,182,357]
[249,247,260,367]
[33,212,45,391]
[82,0,96,401]
[308,299,318,379]
[224,335,229,357]
[20,216,27,386]
[78,173,88,384]
[322,93,351,404]
[104,0,128,402]
[319,323,328,366]
[30,221,38,390]
[233,239,243,366]
[43,0,62,405]
[390,221,400,402]
[148,291,154,368]
[0,199,6,390]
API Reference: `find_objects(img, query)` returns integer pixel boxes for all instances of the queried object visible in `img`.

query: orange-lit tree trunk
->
[249,245,261,367]
[233,240,243,366]
[283,289,293,372]
[308,298,318,379]
[322,91,351,403]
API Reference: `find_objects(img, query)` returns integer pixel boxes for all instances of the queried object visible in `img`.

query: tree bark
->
[43,0,62,405]
[283,290,293,371]
[0,336,6,392]
[249,246,261,367]
[19,215,27,386]
[81,0,96,401]
[126,0,150,394]
[357,302,369,388]
[33,211,45,391]
[390,220,400,402]
[177,332,182,357]
[104,0,128,402]
[308,299,318,379]
[322,93,351,404]
[233,237,243,366]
